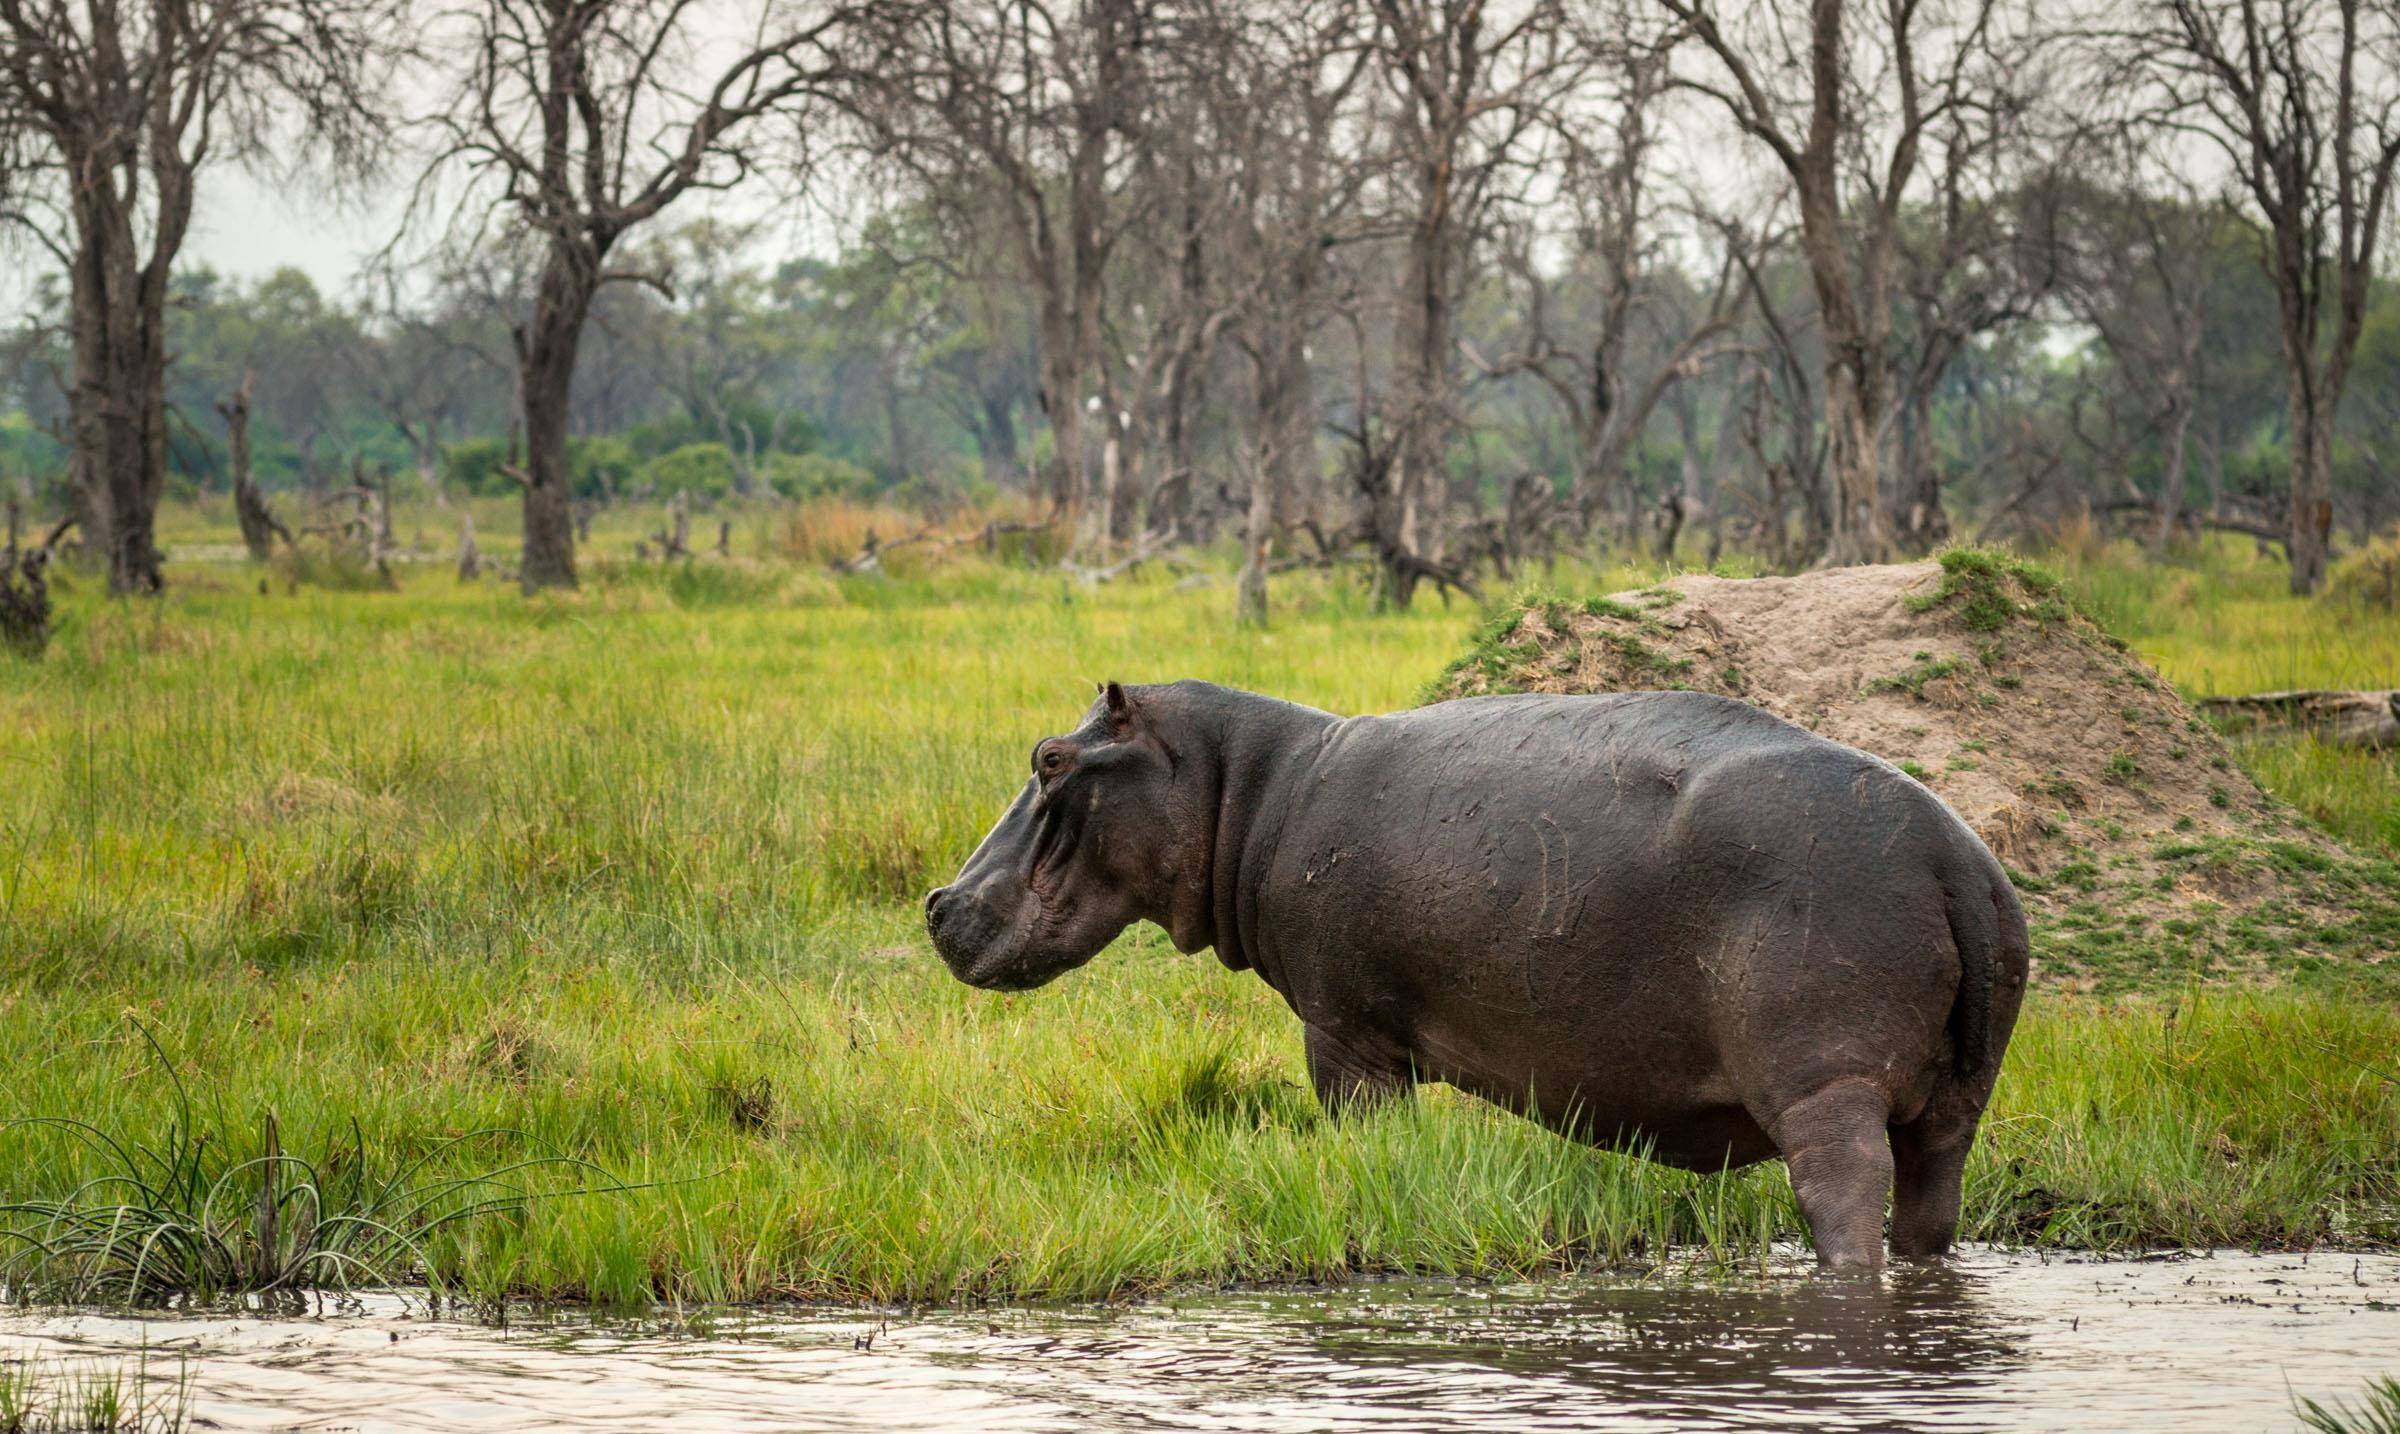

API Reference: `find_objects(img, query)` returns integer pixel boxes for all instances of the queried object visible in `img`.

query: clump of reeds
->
[0,1348,190,1434]
[1,1042,623,1308]
[2297,1377,2400,1434]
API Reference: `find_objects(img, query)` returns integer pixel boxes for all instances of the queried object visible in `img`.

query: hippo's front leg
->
[1303,1024,1416,1115]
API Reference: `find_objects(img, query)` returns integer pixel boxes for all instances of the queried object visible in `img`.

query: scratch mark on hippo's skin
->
[1878,802,1921,856]
[1531,816,1573,937]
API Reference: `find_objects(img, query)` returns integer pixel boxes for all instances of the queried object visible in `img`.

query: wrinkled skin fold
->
[927,680,2031,1271]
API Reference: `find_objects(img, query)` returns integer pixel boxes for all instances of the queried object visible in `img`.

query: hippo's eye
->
[1036,745,1066,778]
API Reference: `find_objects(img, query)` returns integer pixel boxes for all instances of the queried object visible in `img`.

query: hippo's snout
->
[923,883,970,970]
[925,881,1023,988]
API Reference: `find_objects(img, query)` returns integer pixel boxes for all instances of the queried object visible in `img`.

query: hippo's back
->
[1335,688,1992,880]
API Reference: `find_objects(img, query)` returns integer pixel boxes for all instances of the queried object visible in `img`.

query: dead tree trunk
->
[652,490,692,559]
[1,501,57,658]
[2201,690,2400,749]
[217,372,291,562]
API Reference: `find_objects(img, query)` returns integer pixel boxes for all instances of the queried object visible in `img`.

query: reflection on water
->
[3,1250,2394,1431]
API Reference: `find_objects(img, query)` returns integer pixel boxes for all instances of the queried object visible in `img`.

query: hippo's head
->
[926,681,1213,991]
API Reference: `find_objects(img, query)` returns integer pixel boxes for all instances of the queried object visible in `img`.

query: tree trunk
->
[1892,383,1945,550]
[1097,422,1128,549]
[1377,210,1451,612]
[1236,463,1273,628]
[2151,396,2193,553]
[1237,322,1313,629]
[2200,689,2399,748]
[1037,297,1087,518]
[883,351,916,486]
[975,392,1021,490]
[65,187,170,594]
[2287,391,2334,595]
[64,447,103,573]
[1156,350,1201,542]
[516,256,596,593]
[1820,358,1887,564]
[218,374,287,561]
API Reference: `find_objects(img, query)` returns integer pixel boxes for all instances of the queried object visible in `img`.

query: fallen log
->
[2199,689,2400,749]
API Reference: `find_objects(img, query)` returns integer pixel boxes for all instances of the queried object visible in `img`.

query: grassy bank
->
[2,524,2396,1306]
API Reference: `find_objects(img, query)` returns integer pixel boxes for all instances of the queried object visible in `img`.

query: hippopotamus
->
[925,680,2030,1271]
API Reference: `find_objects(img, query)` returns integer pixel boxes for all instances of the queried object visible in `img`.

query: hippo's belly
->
[1392,958,1784,1172]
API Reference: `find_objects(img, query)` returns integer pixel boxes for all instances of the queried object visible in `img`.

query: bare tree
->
[413,0,858,590]
[1218,0,1378,625]
[1473,31,1741,548]
[1095,10,1275,551]
[2057,141,2221,552]
[0,0,395,592]
[834,208,1042,497]
[1657,0,2044,564]
[1364,0,1581,608]
[348,274,503,500]
[656,220,801,498]
[855,0,1159,545]
[1719,211,1835,565]
[1882,151,2064,548]
[2128,0,2400,593]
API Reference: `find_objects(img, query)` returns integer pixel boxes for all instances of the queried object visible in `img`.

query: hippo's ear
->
[1100,680,1139,737]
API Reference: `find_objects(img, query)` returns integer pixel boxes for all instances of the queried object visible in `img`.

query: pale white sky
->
[0,170,400,322]
[191,170,404,294]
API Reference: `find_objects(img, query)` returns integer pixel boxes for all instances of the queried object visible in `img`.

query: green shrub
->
[765,451,876,502]
[2328,529,2400,611]
[638,442,738,499]
[442,436,635,499]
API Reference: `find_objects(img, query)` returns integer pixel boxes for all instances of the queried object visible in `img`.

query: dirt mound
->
[1427,550,2398,991]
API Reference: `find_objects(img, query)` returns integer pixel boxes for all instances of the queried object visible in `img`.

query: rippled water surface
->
[4,1250,2396,1431]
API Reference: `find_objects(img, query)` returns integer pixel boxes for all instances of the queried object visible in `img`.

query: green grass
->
[1,516,2397,1309]
[2055,536,2400,852]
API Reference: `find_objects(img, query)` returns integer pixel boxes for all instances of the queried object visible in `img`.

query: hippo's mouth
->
[926,887,1104,987]
[927,887,1072,990]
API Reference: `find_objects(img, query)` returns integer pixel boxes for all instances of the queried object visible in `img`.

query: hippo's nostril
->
[925,886,950,924]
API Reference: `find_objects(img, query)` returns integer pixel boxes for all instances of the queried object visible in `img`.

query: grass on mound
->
[2,526,2398,1307]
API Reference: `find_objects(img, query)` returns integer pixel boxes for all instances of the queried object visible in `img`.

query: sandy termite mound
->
[1427,549,2398,991]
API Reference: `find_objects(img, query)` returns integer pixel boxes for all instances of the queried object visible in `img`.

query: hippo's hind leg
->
[1888,1083,1989,1260]
[1766,1079,1895,1273]
[1303,1024,1415,1115]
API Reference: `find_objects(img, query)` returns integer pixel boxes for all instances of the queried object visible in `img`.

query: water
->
[3,1250,2395,1431]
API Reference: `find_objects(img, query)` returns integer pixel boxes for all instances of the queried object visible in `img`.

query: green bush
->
[637,442,738,499]
[620,404,818,463]
[442,436,636,500]
[765,450,876,502]
[2328,528,2400,611]
[441,436,513,495]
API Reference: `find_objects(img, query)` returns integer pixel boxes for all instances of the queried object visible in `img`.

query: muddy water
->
[4,1250,2396,1431]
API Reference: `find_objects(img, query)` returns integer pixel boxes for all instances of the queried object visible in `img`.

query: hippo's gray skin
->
[926,680,2030,1271]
